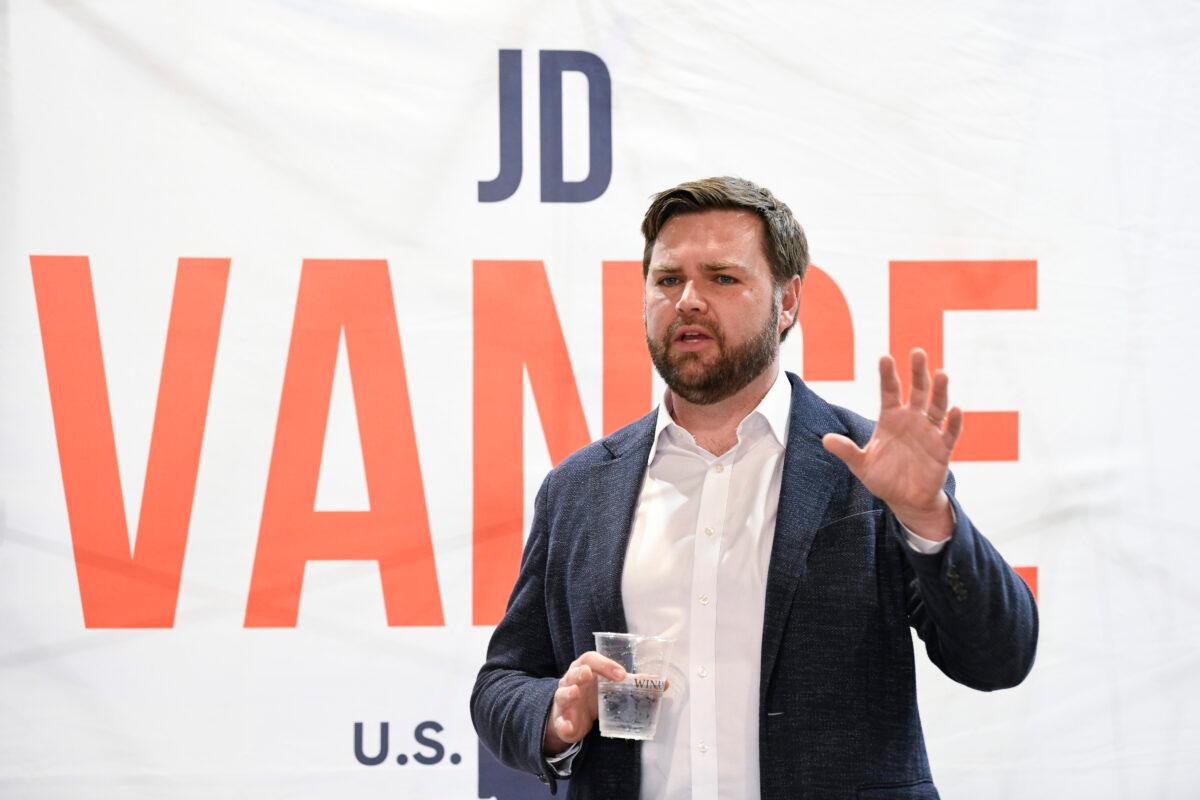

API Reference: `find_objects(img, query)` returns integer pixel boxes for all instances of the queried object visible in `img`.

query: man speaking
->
[471,177,1037,799]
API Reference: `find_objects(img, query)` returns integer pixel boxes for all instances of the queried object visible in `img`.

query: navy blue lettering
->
[478,50,524,202]
[538,50,612,203]
[413,720,446,765]
[354,722,388,766]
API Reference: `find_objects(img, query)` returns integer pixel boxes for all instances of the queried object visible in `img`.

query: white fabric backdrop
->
[2,1,1198,797]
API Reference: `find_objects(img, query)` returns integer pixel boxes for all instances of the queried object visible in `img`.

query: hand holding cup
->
[543,652,627,755]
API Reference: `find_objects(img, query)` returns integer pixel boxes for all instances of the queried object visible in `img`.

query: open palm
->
[822,349,963,538]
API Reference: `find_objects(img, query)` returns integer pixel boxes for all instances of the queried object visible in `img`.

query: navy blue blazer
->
[471,373,1038,799]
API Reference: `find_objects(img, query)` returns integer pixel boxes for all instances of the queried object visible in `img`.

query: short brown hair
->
[640,176,810,285]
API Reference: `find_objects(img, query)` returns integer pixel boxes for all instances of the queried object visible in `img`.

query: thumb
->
[822,433,864,472]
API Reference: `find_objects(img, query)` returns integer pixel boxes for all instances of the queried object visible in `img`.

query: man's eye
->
[715,275,736,284]
[659,276,681,286]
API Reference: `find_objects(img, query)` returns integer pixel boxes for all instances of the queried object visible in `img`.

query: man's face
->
[644,209,797,405]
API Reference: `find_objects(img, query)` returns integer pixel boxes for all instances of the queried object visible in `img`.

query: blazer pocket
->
[856,778,939,800]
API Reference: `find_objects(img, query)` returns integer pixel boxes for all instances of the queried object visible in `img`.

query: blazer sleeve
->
[470,472,567,792]
[894,478,1039,691]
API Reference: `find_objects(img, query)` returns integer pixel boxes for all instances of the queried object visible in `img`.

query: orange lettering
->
[473,260,593,625]
[245,260,442,627]
[31,255,228,627]
[1014,566,1038,602]
[799,264,854,381]
[889,260,1037,461]
[602,260,653,434]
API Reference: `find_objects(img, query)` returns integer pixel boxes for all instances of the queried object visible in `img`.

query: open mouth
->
[672,325,717,349]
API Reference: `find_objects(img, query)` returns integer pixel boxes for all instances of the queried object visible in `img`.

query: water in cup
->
[598,674,668,740]
[593,632,674,741]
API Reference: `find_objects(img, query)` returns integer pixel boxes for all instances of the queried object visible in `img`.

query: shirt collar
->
[753,368,792,448]
[647,369,792,463]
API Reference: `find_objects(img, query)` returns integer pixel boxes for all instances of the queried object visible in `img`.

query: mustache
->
[665,316,722,343]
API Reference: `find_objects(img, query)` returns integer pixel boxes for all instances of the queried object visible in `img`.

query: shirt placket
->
[688,452,732,799]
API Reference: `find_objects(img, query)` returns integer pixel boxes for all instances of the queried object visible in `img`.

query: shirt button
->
[697,665,708,678]
[698,741,709,753]
[713,463,724,473]
[704,526,715,536]
[698,594,710,605]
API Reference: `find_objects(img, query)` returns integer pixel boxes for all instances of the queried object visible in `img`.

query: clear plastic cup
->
[593,632,674,740]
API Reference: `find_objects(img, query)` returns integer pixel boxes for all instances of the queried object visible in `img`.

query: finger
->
[575,652,626,682]
[554,713,574,740]
[909,348,930,408]
[559,663,590,688]
[942,406,964,451]
[554,686,582,724]
[576,664,593,686]
[551,695,573,738]
[554,680,595,743]
[927,370,949,424]
[878,355,901,409]
[822,433,865,474]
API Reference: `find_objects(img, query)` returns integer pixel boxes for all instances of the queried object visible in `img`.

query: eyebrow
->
[649,260,749,273]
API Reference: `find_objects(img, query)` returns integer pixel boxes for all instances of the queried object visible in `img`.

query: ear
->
[778,274,802,334]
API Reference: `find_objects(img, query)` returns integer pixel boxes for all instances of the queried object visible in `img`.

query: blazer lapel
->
[588,410,658,635]
[759,373,850,697]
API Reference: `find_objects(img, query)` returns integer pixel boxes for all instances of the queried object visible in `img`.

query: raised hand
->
[543,652,626,755]
[822,348,963,540]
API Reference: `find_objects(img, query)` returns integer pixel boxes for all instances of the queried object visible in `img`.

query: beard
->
[647,301,780,406]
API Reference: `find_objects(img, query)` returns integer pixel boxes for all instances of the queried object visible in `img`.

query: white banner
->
[2,1,1198,797]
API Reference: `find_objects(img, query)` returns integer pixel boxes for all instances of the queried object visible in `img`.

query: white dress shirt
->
[549,371,947,798]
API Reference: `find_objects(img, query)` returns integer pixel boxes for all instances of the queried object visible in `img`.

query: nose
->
[675,279,707,315]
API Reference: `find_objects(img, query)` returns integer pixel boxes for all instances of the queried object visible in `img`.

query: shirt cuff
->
[897,494,956,555]
[545,741,582,777]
